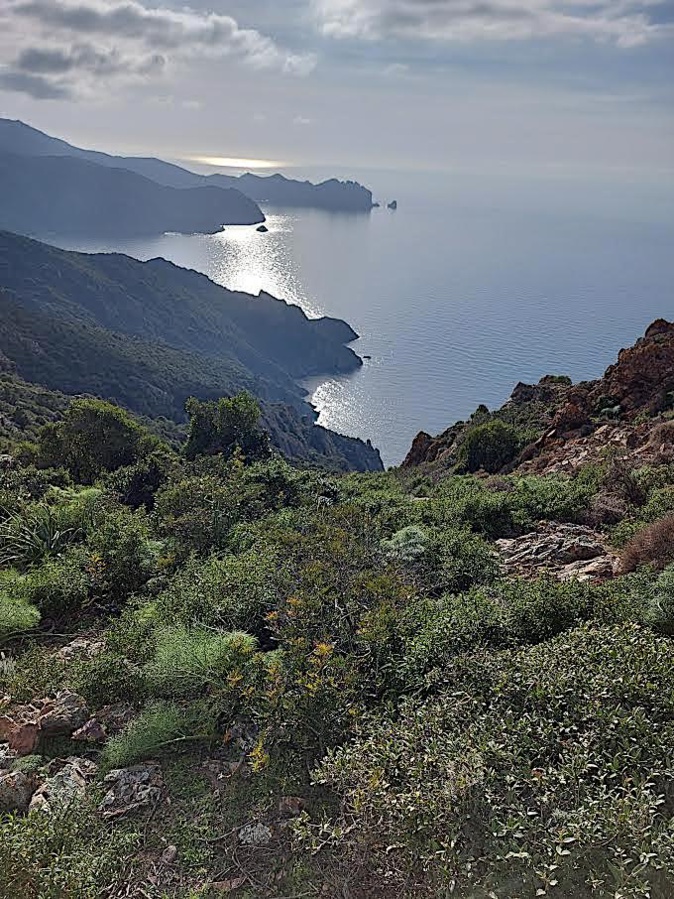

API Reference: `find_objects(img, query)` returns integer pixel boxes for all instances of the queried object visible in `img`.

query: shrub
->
[184,392,270,462]
[69,651,146,708]
[144,627,258,698]
[500,576,596,643]
[154,549,279,634]
[643,564,674,635]
[102,701,214,769]
[313,624,674,897]
[86,501,157,604]
[15,548,91,619]
[0,800,140,899]
[380,525,428,564]
[456,420,523,473]
[37,398,156,484]
[103,450,174,511]
[0,574,40,644]
[0,504,82,570]
[621,515,674,572]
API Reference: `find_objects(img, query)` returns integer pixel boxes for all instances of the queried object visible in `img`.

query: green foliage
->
[184,393,270,462]
[0,572,40,643]
[456,419,523,473]
[314,624,674,897]
[643,564,674,635]
[144,627,259,699]
[0,800,140,899]
[14,548,91,619]
[68,651,146,709]
[36,398,155,484]
[102,701,213,769]
[0,504,81,569]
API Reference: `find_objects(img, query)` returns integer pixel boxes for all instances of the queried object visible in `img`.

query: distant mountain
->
[0,231,382,472]
[0,118,374,213]
[0,150,264,238]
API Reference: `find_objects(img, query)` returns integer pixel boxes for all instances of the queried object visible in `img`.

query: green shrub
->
[313,624,674,897]
[0,573,40,644]
[0,800,140,898]
[0,505,82,570]
[643,564,674,635]
[380,525,428,564]
[15,549,91,619]
[102,701,214,769]
[68,651,146,708]
[144,627,258,698]
[184,392,270,462]
[500,576,596,643]
[37,398,157,484]
[456,420,523,473]
[86,501,157,603]
[154,548,279,634]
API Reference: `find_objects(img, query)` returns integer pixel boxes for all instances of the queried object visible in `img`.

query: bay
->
[55,170,674,466]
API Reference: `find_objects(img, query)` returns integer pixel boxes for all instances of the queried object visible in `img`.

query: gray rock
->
[0,742,17,769]
[38,690,89,737]
[100,763,165,819]
[238,822,273,845]
[29,757,98,814]
[0,770,38,813]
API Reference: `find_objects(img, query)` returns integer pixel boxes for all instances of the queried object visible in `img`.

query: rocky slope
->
[403,320,674,477]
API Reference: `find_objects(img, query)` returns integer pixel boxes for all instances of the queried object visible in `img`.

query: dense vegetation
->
[2,381,674,898]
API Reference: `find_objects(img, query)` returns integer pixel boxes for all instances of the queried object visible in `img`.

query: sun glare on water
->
[188,155,285,169]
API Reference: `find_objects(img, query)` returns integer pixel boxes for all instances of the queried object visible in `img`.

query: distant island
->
[0,119,375,222]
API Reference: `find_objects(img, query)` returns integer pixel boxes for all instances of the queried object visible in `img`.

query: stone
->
[99,763,165,819]
[96,703,136,736]
[161,844,178,865]
[496,523,617,581]
[0,713,40,755]
[57,638,105,661]
[237,822,273,845]
[29,757,98,814]
[0,742,18,769]
[0,770,38,813]
[38,690,89,737]
[72,719,107,743]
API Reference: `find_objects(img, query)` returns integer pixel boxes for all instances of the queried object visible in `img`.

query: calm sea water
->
[56,171,674,466]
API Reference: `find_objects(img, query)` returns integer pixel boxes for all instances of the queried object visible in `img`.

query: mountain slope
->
[0,118,374,212]
[0,151,264,238]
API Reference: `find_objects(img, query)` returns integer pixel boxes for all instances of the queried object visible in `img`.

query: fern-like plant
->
[0,505,81,569]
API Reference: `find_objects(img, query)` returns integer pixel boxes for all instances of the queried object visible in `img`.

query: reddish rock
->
[0,713,40,756]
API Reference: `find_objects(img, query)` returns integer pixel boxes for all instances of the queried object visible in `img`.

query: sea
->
[55,168,674,467]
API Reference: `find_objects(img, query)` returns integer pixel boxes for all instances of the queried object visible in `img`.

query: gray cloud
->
[0,69,73,98]
[314,0,673,47]
[0,0,316,100]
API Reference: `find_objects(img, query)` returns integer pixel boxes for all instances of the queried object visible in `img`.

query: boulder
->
[57,638,105,661]
[38,690,89,737]
[29,757,98,813]
[0,769,39,813]
[0,711,40,756]
[496,523,617,581]
[72,718,107,743]
[99,763,165,819]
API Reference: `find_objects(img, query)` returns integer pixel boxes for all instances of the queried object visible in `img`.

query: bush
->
[15,549,91,619]
[86,501,157,604]
[68,651,146,709]
[154,548,279,634]
[184,392,270,462]
[456,420,523,473]
[500,576,596,643]
[37,398,157,484]
[0,800,140,899]
[144,627,258,699]
[0,574,40,644]
[313,624,674,897]
[0,504,82,570]
[102,701,214,769]
[643,564,674,635]
[621,515,674,572]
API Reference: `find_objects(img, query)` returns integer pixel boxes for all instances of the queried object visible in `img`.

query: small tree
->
[37,399,153,484]
[457,420,522,474]
[184,393,270,462]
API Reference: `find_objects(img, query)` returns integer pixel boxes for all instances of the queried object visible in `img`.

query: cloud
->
[0,0,317,100]
[313,0,673,48]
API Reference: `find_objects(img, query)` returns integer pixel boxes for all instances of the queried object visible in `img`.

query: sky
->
[0,0,672,180]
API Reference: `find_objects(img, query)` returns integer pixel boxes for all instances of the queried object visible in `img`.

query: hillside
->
[1,321,674,898]
[0,118,374,213]
[0,151,264,238]
[0,231,382,472]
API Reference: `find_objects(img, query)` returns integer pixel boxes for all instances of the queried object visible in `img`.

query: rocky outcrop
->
[496,523,619,582]
[29,757,98,814]
[100,764,166,819]
[403,322,674,473]
[0,690,89,755]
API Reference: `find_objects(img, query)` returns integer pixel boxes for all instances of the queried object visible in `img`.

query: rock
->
[57,638,105,661]
[161,844,178,865]
[387,200,398,210]
[278,796,304,818]
[100,763,165,819]
[0,769,39,813]
[0,742,17,769]
[29,757,98,814]
[256,224,269,233]
[0,712,40,756]
[496,523,617,581]
[96,703,136,736]
[38,690,89,737]
[211,878,247,893]
[72,718,107,743]
[237,822,273,846]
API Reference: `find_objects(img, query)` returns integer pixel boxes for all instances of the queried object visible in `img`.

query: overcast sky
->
[0,0,672,179]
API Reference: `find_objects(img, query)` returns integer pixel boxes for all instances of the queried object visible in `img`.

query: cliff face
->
[403,321,674,475]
